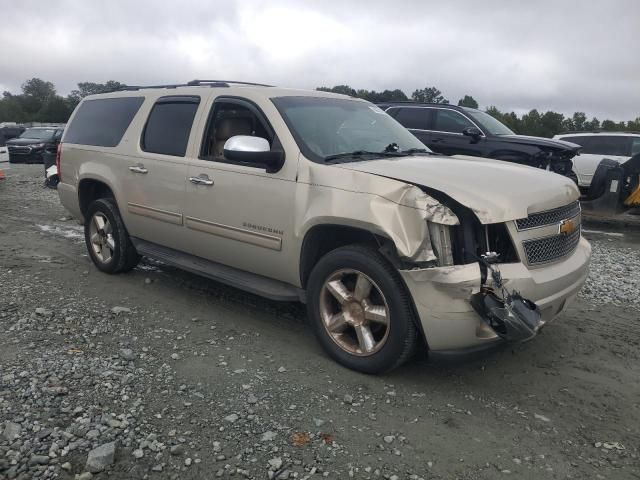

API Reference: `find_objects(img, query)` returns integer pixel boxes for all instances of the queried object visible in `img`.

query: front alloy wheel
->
[307,245,418,374]
[320,269,390,356]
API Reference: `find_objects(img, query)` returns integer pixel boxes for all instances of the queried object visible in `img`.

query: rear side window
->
[562,135,631,156]
[64,97,144,147]
[141,96,200,157]
[392,107,431,130]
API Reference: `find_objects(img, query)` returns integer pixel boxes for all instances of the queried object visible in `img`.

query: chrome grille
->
[516,201,580,231]
[522,227,581,265]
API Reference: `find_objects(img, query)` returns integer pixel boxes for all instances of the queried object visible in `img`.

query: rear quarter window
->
[64,97,145,147]
[562,135,631,156]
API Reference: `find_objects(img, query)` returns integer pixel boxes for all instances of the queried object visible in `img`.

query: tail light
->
[56,143,62,182]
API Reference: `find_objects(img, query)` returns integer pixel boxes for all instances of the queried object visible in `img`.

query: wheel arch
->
[299,223,431,352]
[299,223,387,289]
[78,177,117,219]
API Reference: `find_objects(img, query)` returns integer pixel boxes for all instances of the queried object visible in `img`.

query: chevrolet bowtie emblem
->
[559,218,577,235]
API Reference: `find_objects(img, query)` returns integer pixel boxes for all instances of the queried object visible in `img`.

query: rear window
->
[561,135,633,156]
[64,97,144,147]
[141,96,200,157]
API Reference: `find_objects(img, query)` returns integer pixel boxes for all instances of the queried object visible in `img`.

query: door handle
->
[431,137,444,143]
[129,164,148,174]
[189,175,214,186]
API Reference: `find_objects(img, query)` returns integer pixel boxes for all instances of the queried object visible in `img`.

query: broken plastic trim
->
[470,258,541,342]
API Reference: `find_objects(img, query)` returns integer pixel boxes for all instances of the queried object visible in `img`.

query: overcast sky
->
[2,0,638,120]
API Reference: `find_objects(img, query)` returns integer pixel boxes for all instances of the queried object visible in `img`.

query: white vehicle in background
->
[553,132,640,191]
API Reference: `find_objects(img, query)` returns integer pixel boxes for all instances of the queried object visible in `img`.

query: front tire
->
[85,198,140,274]
[306,245,418,374]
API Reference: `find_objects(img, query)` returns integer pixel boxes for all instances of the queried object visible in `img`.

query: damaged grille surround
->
[510,201,582,267]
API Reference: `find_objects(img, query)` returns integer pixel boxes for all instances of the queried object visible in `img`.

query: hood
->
[335,155,580,224]
[6,137,50,146]
[496,134,581,153]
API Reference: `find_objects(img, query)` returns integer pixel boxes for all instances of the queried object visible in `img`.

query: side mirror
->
[462,127,482,141]
[223,135,284,173]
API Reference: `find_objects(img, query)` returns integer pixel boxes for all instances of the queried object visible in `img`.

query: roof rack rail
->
[187,79,274,87]
[118,84,188,91]
[117,80,273,92]
[559,130,640,135]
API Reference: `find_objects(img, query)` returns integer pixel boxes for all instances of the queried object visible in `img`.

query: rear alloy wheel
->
[307,245,418,374]
[85,198,140,274]
[88,212,116,264]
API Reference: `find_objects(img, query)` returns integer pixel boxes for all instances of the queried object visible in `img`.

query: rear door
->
[386,106,433,146]
[120,95,201,252]
[430,108,485,156]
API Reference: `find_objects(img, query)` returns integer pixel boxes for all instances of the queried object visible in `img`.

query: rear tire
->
[306,245,418,374]
[85,198,140,274]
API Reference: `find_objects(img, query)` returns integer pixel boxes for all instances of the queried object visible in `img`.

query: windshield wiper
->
[323,150,406,162]
[402,148,431,155]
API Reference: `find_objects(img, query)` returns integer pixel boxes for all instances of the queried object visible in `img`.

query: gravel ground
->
[1,165,639,480]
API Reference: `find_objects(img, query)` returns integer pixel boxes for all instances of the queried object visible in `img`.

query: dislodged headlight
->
[428,222,454,266]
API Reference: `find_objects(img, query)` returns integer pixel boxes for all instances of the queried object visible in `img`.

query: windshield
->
[464,109,515,136]
[20,128,56,140]
[272,96,430,162]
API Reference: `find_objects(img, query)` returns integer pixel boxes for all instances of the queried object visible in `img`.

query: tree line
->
[1,78,638,138]
[0,78,126,124]
[317,85,640,138]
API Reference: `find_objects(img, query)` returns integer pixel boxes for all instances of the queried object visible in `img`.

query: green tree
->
[585,117,600,130]
[539,111,566,138]
[67,80,127,107]
[20,78,57,116]
[316,85,357,97]
[37,96,73,123]
[457,95,478,109]
[411,87,448,104]
[0,92,28,123]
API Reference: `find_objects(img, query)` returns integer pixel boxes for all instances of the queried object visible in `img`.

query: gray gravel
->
[1,165,639,480]
[579,234,640,307]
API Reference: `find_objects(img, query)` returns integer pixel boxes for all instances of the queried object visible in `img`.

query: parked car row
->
[380,103,640,210]
[379,102,581,182]
[6,126,65,164]
[553,131,640,190]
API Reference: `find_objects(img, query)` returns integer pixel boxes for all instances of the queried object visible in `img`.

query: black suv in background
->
[7,126,64,164]
[380,103,581,182]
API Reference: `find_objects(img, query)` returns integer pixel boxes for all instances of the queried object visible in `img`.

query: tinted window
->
[562,135,631,156]
[392,107,430,130]
[142,97,200,157]
[434,110,475,133]
[631,138,640,156]
[65,97,144,147]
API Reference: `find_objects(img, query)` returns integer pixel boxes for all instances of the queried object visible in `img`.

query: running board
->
[131,238,303,302]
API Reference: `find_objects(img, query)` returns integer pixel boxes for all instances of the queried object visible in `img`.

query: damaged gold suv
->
[57,80,591,373]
